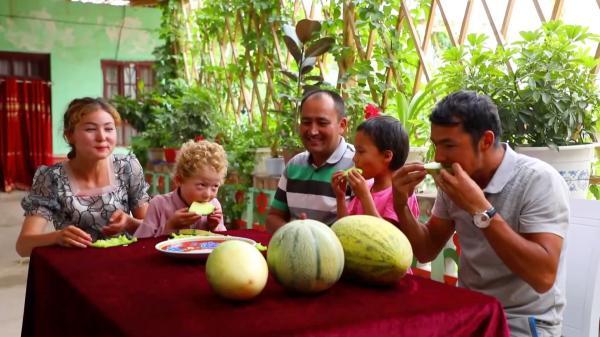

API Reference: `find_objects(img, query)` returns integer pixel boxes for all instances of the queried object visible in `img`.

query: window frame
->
[0,51,51,81]
[101,60,155,146]
[100,60,154,99]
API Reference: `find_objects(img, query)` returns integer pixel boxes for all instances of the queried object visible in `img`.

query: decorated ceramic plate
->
[155,236,257,260]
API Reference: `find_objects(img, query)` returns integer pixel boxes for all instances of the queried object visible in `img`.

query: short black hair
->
[356,115,409,170]
[429,90,502,147]
[300,89,346,119]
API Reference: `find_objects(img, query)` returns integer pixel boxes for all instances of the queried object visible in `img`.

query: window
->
[101,60,154,145]
[0,52,50,81]
[101,61,154,99]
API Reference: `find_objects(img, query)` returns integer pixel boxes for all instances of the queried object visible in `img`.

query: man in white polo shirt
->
[392,91,569,337]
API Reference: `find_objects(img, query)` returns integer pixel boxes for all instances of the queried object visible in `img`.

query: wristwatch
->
[473,206,497,229]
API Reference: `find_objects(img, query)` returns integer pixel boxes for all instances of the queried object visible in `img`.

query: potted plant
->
[435,22,600,198]
[504,22,599,198]
[275,19,335,162]
[387,81,440,163]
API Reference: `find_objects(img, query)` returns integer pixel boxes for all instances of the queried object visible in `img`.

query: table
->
[22,230,510,337]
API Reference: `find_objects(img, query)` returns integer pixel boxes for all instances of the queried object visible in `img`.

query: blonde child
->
[135,140,228,238]
[332,115,420,226]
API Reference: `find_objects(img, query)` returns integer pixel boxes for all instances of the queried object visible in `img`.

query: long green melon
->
[331,215,413,285]
[267,219,345,294]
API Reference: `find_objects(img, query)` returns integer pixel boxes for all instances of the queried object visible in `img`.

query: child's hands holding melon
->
[345,168,369,199]
[206,207,223,231]
[165,207,202,231]
[331,171,348,199]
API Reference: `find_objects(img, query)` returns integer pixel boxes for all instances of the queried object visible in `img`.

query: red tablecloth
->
[22,229,509,337]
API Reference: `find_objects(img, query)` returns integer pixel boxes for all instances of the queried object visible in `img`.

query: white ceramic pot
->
[516,143,597,199]
[406,146,428,163]
[252,147,271,176]
[265,157,285,176]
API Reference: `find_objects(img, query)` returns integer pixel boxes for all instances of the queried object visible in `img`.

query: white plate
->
[155,236,256,260]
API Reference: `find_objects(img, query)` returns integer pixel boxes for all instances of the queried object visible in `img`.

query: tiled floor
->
[0,191,29,337]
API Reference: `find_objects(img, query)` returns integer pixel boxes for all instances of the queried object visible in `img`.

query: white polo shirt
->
[432,143,569,330]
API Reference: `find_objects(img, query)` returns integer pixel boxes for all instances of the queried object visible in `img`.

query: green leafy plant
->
[276,19,335,152]
[123,81,218,166]
[387,80,440,147]
[508,21,599,147]
[435,22,600,148]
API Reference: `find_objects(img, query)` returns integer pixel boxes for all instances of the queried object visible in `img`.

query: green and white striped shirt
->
[271,138,355,225]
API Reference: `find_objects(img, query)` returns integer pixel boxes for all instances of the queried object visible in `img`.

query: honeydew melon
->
[206,240,268,300]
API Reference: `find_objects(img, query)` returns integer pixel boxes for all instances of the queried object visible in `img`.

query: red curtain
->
[0,78,52,192]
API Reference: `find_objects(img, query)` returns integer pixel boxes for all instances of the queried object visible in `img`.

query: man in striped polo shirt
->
[266,90,355,233]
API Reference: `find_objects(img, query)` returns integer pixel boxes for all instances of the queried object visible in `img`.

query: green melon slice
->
[189,202,215,215]
[343,167,363,177]
[424,162,453,175]
[170,229,224,239]
[91,234,137,248]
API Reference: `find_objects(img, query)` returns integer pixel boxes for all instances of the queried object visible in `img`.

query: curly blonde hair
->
[175,140,228,181]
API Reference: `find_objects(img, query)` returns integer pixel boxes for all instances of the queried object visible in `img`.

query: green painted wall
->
[0,0,162,156]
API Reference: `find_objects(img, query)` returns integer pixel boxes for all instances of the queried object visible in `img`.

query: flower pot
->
[265,157,285,176]
[282,147,304,164]
[406,146,428,163]
[147,147,165,163]
[252,147,271,176]
[164,148,178,163]
[516,143,597,199]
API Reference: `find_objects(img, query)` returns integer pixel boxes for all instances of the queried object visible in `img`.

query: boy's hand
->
[206,208,223,230]
[166,208,202,231]
[331,171,347,198]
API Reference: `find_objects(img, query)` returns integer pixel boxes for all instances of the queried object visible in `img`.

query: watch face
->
[474,213,490,228]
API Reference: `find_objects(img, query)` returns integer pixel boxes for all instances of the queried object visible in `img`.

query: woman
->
[16,97,150,257]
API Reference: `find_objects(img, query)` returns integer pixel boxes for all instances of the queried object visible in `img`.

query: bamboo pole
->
[501,0,515,38]
[413,0,437,94]
[459,0,474,44]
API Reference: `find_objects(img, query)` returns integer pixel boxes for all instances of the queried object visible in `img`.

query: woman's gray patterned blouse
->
[21,154,150,241]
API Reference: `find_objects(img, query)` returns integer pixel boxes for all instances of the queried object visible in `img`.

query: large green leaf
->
[283,36,302,64]
[296,19,321,43]
[305,37,335,58]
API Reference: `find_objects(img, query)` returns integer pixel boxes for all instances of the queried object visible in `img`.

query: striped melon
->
[267,219,345,293]
[331,215,413,285]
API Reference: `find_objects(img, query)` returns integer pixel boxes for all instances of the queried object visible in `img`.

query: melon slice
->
[91,234,137,248]
[424,162,453,175]
[189,201,215,215]
[343,167,363,177]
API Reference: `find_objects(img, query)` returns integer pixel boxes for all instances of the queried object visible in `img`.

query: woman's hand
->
[102,209,131,236]
[57,225,92,248]
[206,208,223,230]
[166,208,202,231]
[331,171,347,198]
